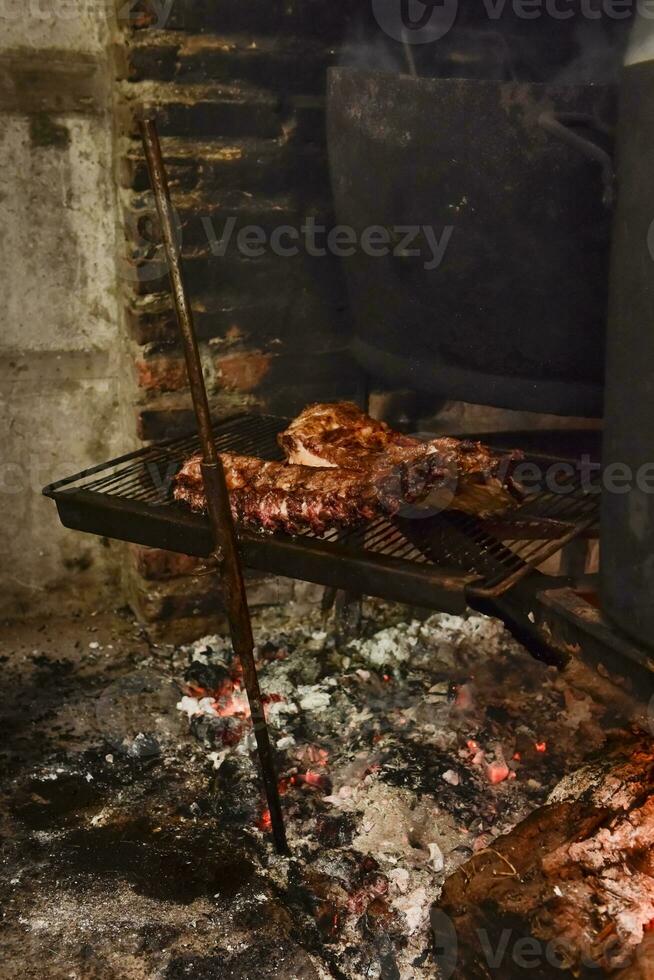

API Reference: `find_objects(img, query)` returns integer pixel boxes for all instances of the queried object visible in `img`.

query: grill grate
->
[43,414,600,610]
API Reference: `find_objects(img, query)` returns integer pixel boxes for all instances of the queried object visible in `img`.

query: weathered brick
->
[118,0,359,622]
[214,351,273,393]
[177,37,331,93]
[125,39,180,80]
[135,345,361,405]
[138,406,197,441]
[164,96,282,139]
[125,191,303,250]
[132,577,220,621]
[129,297,350,352]
[122,84,283,140]
[135,577,323,642]
[130,568,297,624]
[136,350,363,440]
[122,0,353,39]
[127,33,332,93]
[132,247,349,332]
[137,389,257,441]
[123,138,329,196]
[136,353,189,392]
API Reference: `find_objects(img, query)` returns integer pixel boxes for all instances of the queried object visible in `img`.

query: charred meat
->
[173,404,523,533]
[278,402,522,517]
[173,447,448,535]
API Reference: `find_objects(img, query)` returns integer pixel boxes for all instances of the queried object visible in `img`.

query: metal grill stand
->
[140,118,288,854]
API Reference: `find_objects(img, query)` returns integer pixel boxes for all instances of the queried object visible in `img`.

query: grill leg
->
[333,590,364,645]
[321,533,363,644]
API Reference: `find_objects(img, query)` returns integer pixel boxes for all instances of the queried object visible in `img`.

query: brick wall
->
[115,1,362,632]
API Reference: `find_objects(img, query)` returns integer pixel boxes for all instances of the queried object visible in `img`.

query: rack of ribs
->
[174,445,449,535]
[173,403,522,534]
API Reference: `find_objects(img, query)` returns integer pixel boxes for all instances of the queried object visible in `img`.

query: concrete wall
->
[0,1,133,618]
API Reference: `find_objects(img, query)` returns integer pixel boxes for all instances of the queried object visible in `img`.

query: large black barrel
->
[327,68,614,416]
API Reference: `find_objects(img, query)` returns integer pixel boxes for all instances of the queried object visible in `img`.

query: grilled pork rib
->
[173,446,448,535]
[278,402,522,517]
[174,404,522,533]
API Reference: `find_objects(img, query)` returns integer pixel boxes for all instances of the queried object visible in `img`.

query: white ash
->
[176,695,218,719]
[297,686,332,712]
[173,600,637,979]
[392,886,430,935]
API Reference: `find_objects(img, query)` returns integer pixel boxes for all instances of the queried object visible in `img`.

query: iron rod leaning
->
[140,116,288,854]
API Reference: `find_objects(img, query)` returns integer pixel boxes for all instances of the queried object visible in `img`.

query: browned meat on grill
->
[278,401,415,467]
[278,402,523,517]
[173,446,449,535]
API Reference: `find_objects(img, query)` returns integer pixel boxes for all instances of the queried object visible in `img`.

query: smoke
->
[555,20,632,84]
[337,6,634,84]
[338,17,407,75]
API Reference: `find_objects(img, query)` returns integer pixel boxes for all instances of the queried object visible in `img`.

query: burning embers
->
[174,605,647,978]
[439,739,654,976]
[175,610,602,842]
[177,647,333,819]
[178,661,252,745]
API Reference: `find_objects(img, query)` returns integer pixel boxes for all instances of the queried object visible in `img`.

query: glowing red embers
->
[454,683,474,711]
[535,741,548,753]
[258,807,272,833]
[290,770,332,793]
[213,684,250,719]
[486,761,512,785]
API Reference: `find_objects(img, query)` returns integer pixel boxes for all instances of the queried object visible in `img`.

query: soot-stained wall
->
[0,2,133,618]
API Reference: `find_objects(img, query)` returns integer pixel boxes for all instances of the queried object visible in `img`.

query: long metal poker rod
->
[140,117,288,854]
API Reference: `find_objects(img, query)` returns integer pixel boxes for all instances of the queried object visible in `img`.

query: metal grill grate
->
[43,414,600,610]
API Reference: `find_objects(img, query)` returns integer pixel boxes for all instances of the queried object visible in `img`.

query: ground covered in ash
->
[0,601,644,979]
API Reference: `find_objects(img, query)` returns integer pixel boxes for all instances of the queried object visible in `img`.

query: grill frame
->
[43,413,600,612]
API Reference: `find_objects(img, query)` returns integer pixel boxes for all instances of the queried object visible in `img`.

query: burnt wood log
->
[434,735,654,978]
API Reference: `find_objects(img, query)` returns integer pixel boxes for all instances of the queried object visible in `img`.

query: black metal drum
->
[327,68,615,417]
